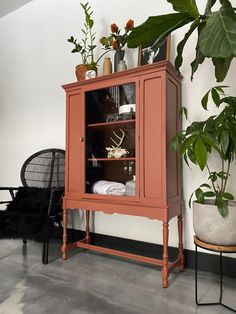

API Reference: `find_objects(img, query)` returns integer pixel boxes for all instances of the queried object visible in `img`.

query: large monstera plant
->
[127,0,236,82]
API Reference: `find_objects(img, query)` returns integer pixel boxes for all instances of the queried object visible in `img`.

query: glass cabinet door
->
[85,83,136,197]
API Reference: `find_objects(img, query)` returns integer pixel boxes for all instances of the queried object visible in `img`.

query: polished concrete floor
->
[0,239,235,314]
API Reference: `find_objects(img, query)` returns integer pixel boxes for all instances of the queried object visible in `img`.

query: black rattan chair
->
[0,148,65,264]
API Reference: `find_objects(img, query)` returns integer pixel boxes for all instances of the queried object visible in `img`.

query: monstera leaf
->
[199,0,236,58]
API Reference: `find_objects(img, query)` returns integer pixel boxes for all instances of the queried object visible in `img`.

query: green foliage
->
[212,57,233,83]
[175,18,199,73]
[199,1,236,58]
[179,106,188,120]
[67,2,111,67]
[170,86,236,217]
[100,20,134,50]
[68,2,96,65]
[127,13,193,49]
[127,0,236,82]
[167,0,199,17]
[190,22,205,80]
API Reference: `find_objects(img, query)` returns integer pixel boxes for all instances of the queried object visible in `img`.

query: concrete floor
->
[0,239,235,314]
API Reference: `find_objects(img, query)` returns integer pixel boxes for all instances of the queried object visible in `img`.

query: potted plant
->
[100,19,134,72]
[127,0,236,82]
[171,86,236,245]
[68,2,112,80]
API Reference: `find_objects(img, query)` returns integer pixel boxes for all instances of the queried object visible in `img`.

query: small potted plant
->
[100,19,134,72]
[171,86,236,245]
[68,2,112,80]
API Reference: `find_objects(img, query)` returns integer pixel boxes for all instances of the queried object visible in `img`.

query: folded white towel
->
[92,180,126,195]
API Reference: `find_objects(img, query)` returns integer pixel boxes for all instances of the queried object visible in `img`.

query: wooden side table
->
[194,235,236,312]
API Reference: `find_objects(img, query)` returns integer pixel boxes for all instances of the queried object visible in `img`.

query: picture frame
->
[138,36,171,66]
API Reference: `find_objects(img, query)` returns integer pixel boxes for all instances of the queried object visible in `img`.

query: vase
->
[103,57,112,75]
[117,60,127,72]
[114,48,125,72]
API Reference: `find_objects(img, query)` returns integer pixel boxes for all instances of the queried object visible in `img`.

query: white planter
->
[193,200,236,245]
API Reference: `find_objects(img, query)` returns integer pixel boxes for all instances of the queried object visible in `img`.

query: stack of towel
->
[92,180,126,195]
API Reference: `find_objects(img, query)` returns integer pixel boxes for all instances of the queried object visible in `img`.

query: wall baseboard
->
[66,228,236,277]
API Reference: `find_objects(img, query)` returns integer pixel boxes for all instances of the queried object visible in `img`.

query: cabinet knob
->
[80,137,84,142]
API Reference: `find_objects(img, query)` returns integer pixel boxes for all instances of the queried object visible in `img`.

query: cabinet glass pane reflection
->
[85,83,136,196]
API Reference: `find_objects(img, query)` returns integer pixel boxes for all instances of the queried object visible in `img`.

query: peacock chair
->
[0,148,65,264]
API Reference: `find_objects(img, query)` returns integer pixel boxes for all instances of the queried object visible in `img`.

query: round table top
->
[194,236,236,253]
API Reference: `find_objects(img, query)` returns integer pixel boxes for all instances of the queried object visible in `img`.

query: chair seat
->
[0,148,65,264]
[0,187,63,241]
[6,187,52,213]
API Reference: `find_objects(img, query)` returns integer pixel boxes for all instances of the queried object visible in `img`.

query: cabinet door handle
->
[80,137,84,142]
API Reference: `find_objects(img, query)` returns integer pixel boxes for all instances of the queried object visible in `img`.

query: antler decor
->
[110,128,125,148]
[106,128,129,158]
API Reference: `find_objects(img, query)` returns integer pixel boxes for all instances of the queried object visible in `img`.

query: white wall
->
[0,0,32,18]
[0,0,236,252]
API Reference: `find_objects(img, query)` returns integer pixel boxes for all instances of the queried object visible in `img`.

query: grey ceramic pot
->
[193,200,236,245]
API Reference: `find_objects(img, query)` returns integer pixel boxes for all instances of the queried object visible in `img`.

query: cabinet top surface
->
[62,61,182,91]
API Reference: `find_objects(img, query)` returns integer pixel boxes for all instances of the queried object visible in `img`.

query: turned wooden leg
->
[162,221,169,288]
[178,213,184,271]
[61,208,68,260]
[85,210,91,244]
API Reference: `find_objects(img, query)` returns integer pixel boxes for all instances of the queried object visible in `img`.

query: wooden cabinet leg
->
[61,208,68,260]
[178,214,184,271]
[162,221,169,288]
[85,210,91,244]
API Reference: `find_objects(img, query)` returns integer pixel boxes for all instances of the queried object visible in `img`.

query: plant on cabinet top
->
[100,19,134,51]
[67,2,111,70]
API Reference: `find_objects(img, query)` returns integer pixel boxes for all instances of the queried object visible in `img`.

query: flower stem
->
[95,49,113,65]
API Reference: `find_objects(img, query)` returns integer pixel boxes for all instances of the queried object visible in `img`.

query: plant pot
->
[75,64,88,81]
[75,64,98,81]
[193,200,236,245]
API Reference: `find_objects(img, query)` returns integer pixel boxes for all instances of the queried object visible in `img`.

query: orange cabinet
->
[62,61,184,287]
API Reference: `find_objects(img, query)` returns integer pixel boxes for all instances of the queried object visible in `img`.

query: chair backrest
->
[20,148,65,188]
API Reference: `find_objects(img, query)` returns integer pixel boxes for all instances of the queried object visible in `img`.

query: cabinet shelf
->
[87,157,135,161]
[87,119,135,129]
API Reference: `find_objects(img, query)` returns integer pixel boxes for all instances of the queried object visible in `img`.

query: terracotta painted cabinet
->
[62,61,184,287]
